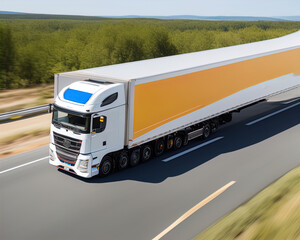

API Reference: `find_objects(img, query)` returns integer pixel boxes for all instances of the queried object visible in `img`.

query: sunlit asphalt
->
[1,89,300,240]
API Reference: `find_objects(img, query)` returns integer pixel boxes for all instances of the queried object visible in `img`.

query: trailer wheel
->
[141,144,152,162]
[210,119,219,133]
[202,123,211,139]
[183,135,189,146]
[154,138,165,157]
[130,149,141,167]
[99,155,113,177]
[220,113,232,124]
[224,113,232,122]
[118,151,129,170]
[166,136,174,150]
[174,136,183,150]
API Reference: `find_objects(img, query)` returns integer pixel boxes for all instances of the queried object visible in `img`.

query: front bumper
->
[49,143,99,178]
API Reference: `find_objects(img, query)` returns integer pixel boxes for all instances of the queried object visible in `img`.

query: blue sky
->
[2,0,300,16]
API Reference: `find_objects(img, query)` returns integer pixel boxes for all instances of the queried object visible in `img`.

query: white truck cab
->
[49,79,126,178]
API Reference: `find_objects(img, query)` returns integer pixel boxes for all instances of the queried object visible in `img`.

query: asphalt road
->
[1,89,300,240]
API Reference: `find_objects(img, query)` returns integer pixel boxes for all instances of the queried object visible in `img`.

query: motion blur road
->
[1,88,300,240]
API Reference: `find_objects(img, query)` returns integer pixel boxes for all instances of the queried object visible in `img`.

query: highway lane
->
[0,145,49,174]
[1,89,300,240]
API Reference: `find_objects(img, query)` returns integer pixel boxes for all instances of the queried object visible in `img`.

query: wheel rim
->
[156,140,164,155]
[167,138,174,149]
[119,156,128,168]
[143,147,151,160]
[131,152,138,165]
[102,161,112,175]
[175,137,182,148]
[203,125,210,138]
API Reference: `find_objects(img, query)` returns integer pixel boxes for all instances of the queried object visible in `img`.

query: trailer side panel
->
[130,48,300,146]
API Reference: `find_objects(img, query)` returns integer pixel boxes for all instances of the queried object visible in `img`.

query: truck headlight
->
[49,149,55,161]
[79,160,89,172]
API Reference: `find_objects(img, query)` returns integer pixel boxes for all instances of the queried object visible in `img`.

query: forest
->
[0,17,300,89]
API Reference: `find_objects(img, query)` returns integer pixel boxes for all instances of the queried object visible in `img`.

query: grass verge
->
[195,166,300,240]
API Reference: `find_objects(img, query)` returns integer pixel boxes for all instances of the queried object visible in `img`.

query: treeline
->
[0,13,113,20]
[0,19,300,89]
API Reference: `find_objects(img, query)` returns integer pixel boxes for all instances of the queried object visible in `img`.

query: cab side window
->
[92,116,107,133]
[101,93,118,107]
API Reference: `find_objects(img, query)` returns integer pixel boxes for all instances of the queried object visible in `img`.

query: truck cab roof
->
[55,80,125,114]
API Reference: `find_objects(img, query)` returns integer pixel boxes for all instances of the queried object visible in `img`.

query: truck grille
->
[56,146,78,166]
[53,132,82,153]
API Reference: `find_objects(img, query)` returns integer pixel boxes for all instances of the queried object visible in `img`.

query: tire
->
[118,151,129,170]
[141,144,152,162]
[210,119,219,133]
[224,113,232,122]
[202,123,211,139]
[220,113,232,124]
[183,135,189,146]
[154,138,165,157]
[130,149,141,167]
[166,136,174,150]
[99,155,113,177]
[174,136,183,150]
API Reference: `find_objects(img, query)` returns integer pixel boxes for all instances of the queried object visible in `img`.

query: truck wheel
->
[130,149,140,167]
[166,136,174,150]
[154,138,165,157]
[99,155,113,177]
[224,113,232,122]
[202,123,211,139]
[118,151,129,170]
[174,136,183,150]
[183,135,189,146]
[210,119,219,133]
[220,113,232,124]
[141,144,152,162]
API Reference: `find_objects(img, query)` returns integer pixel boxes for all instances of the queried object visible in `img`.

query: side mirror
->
[92,116,107,133]
[48,104,53,113]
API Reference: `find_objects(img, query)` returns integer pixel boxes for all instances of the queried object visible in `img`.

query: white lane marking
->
[152,181,236,240]
[162,137,224,163]
[0,156,48,175]
[246,101,300,126]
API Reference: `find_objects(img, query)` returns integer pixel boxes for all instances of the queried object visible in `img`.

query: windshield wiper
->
[52,120,62,129]
[72,128,81,134]
[62,123,82,134]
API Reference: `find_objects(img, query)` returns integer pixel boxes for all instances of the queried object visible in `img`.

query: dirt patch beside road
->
[0,133,50,158]
[0,114,51,158]
[0,85,54,158]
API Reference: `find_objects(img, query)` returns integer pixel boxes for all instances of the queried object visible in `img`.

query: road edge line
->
[0,156,48,175]
[152,180,236,240]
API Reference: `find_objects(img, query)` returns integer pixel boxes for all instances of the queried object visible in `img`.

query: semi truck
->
[49,31,300,178]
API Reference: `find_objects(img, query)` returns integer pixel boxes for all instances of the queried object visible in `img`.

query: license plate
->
[64,162,71,166]
[64,166,69,171]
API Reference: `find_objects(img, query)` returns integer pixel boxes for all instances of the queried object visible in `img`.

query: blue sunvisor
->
[64,88,93,104]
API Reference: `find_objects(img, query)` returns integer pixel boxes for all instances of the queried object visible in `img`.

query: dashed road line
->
[162,137,224,163]
[246,101,300,126]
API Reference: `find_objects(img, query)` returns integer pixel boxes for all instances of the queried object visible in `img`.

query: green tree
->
[0,24,16,88]
[144,27,178,58]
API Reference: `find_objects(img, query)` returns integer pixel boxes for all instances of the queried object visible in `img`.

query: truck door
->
[91,114,108,152]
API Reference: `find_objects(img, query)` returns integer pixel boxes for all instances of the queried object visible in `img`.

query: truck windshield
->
[52,108,90,133]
